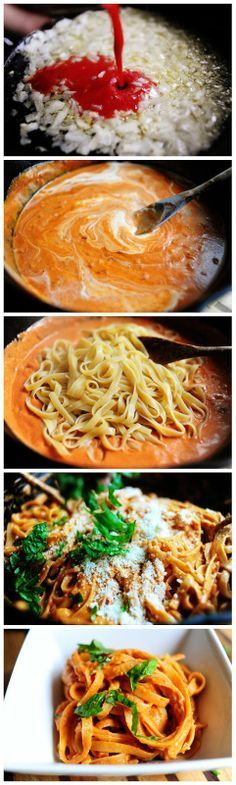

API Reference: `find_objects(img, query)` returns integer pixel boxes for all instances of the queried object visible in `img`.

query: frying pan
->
[4,3,232,156]
[4,314,232,469]
[4,470,232,625]
[4,158,232,313]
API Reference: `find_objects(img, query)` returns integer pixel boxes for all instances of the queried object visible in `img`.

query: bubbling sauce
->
[9,162,225,313]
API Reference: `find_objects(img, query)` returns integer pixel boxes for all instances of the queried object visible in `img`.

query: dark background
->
[4,159,232,313]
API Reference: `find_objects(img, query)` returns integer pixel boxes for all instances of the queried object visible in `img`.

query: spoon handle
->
[141,337,231,364]
[180,167,232,202]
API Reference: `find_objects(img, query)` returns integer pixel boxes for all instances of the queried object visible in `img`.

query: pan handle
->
[4,33,20,58]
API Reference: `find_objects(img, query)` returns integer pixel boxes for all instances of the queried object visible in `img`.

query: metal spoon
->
[135,167,231,235]
[140,336,231,365]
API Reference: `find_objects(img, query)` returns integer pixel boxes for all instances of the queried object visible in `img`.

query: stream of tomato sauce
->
[29,4,156,118]
[102,3,124,86]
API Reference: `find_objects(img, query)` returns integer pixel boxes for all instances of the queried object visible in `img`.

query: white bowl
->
[4,627,232,777]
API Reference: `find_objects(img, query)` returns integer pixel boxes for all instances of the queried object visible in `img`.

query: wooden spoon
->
[20,471,69,509]
[140,336,231,365]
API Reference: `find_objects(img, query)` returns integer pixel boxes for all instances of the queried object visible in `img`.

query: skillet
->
[4,159,232,313]
[4,314,232,469]
[4,3,232,156]
[4,470,232,625]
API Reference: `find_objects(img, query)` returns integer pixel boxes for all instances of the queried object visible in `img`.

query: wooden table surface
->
[4,629,232,783]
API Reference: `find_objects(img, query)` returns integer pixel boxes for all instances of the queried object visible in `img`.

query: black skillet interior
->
[4,470,232,625]
[4,3,232,156]
[4,158,232,313]
[4,315,231,469]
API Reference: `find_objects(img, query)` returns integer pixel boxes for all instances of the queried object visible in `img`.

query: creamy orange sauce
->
[4,317,231,468]
[5,162,225,312]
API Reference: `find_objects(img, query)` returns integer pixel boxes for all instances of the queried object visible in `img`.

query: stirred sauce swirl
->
[9,162,225,312]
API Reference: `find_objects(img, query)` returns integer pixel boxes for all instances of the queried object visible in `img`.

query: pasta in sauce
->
[4,316,231,468]
[4,485,231,625]
[55,644,206,764]
[24,322,207,460]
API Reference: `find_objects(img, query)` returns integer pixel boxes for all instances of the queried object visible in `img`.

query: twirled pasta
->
[55,646,206,764]
[24,323,206,459]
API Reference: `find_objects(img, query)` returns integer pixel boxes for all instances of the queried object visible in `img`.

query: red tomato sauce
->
[29,4,156,118]
[29,55,155,118]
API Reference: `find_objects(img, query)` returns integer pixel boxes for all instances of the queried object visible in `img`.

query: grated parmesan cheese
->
[45,486,210,624]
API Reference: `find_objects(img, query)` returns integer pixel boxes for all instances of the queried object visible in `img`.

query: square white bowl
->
[4,627,232,777]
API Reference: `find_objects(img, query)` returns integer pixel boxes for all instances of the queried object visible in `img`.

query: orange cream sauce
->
[5,162,225,312]
[4,317,231,468]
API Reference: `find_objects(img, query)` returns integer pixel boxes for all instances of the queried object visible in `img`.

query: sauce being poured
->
[102,3,124,86]
[29,4,156,118]
[29,56,155,118]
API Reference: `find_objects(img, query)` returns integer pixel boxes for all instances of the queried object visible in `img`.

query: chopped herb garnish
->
[52,515,68,526]
[57,474,86,501]
[121,600,130,613]
[106,689,138,735]
[70,534,126,563]
[20,522,48,563]
[70,494,135,564]
[95,480,106,494]
[122,472,141,478]
[78,640,114,665]
[94,501,135,542]
[90,604,98,623]
[127,659,158,692]
[107,474,124,507]
[55,541,65,558]
[5,522,48,615]
[137,734,160,741]
[75,688,138,735]
[87,489,100,511]
[75,691,107,718]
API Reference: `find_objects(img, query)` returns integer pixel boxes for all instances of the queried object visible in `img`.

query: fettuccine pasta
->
[55,644,206,764]
[24,323,206,460]
[4,483,231,624]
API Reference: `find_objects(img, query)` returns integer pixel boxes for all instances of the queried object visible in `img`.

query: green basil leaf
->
[57,474,86,500]
[120,600,130,613]
[137,734,160,741]
[108,474,124,507]
[78,640,114,664]
[52,515,68,526]
[127,659,158,692]
[21,522,48,563]
[106,690,138,735]
[90,604,98,622]
[75,691,107,717]
[5,522,49,615]
[75,687,139,735]
[55,541,65,558]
